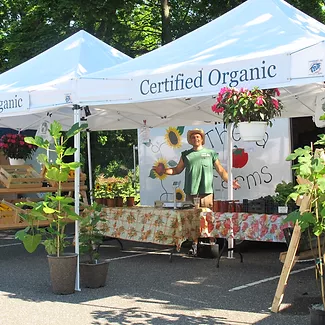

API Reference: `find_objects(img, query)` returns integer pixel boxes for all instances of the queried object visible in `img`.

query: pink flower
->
[256,96,264,105]
[274,88,280,96]
[211,104,225,114]
[272,98,279,109]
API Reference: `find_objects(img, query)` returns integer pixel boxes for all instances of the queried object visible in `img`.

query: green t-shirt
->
[181,147,219,195]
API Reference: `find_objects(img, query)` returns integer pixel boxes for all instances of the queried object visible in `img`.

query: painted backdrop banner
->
[138,120,292,206]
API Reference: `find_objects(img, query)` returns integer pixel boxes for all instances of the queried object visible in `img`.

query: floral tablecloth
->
[200,212,293,242]
[98,207,201,250]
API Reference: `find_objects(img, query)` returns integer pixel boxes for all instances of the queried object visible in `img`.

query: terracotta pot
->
[105,198,115,207]
[95,198,104,205]
[126,197,135,207]
[115,196,123,207]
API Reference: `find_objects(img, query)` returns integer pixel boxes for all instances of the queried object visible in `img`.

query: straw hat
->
[187,128,205,145]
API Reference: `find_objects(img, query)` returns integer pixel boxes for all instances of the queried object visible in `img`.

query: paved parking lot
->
[0,228,319,325]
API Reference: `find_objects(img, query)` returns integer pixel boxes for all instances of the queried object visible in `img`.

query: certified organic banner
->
[132,54,290,102]
[0,92,29,114]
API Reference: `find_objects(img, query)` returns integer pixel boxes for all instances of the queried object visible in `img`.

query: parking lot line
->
[228,265,315,292]
[0,243,21,248]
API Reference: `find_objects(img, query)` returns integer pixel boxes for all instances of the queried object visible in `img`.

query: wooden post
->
[271,221,301,312]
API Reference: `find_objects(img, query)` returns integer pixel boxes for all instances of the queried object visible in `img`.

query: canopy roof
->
[0,30,131,130]
[0,0,324,131]
[76,0,325,129]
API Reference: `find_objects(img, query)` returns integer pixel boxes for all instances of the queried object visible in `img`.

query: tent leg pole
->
[227,123,234,259]
[87,130,93,205]
[73,105,81,291]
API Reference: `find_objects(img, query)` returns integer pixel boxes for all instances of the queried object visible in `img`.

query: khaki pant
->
[186,193,213,209]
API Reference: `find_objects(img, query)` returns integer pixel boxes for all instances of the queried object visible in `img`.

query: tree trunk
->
[161,0,172,44]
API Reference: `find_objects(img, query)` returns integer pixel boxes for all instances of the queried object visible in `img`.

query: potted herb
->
[15,121,88,294]
[273,181,295,214]
[79,201,109,288]
[285,129,325,323]
[211,87,283,141]
[0,133,37,165]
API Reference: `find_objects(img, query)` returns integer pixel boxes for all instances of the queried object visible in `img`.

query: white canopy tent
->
[0,29,132,291]
[76,0,325,130]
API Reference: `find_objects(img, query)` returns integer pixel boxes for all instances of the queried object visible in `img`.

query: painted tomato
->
[232,147,248,168]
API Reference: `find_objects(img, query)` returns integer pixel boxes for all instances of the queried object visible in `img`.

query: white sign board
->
[0,91,29,114]
[138,120,292,205]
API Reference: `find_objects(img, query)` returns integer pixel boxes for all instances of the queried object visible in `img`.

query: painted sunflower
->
[175,188,185,201]
[165,127,182,148]
[153,158,168,180]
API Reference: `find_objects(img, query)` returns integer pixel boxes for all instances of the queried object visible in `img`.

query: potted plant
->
[273,181,296,214]
[107,176,126,207]
[285,129,325,323]
[79,201,109,288]
[15,120,88,294]
[94,174,110,206]
[211,86,283,141]
[0,133,37,165]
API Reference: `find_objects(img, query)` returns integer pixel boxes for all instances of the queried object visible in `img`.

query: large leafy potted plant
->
[15,120,88,294]
[0,133,37,165]
[211,86,283,141]
[285,129,325,324]
[79,201,109,288]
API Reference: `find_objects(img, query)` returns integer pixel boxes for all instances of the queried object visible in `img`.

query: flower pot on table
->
[126,196,135,207]
[115,196,123,207]
[105,198,115,207]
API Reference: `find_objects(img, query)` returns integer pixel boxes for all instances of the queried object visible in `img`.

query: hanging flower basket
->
[211,86,283,141]
[237,121,267,141]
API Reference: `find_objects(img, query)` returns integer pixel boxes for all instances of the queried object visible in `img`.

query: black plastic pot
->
[47,253,77,295]
[80,260,109,288]
[310,304,325,325]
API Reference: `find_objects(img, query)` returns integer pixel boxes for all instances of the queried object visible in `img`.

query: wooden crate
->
[0,165,43,189]
[0,200,24,228]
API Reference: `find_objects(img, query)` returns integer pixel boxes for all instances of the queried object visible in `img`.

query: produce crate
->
[0,200,24,228]
[0,165,43,189]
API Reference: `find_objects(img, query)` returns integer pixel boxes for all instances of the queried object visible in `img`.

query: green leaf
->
[49,120,63,138]
[299,164,311,176]
[168,160,177,167]
[317,177,325,192]
[65,122,88,140]
[23,234,42,253]
[149,169,156,179]
[176,126,185,135]
[64,147,77,156]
